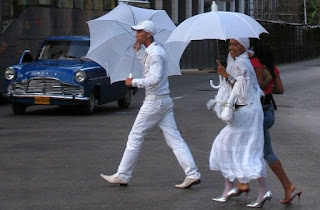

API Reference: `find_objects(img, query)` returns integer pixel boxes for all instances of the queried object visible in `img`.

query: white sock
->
[221,178,234,198]
[256,177,269,203]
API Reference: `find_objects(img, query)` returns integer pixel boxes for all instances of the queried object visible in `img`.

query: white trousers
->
[117,95,201,182]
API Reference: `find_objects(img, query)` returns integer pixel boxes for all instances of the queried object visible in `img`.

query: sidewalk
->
[277,57,320,71]
[181,56,320,74]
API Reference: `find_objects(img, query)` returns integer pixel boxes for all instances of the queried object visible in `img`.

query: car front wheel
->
[12,102,27,115]
[118,88,131,109]
[82,90,97,114]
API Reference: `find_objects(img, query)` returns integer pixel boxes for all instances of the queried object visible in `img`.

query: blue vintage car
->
[4,35,132,114]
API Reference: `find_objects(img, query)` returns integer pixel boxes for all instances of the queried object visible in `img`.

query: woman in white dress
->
[208,38,272,208]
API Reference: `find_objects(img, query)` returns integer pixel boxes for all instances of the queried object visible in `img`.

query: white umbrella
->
[165,2,268,88]
[86,3,180,83]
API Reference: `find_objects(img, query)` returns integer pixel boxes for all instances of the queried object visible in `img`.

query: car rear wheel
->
[118,88,131,109]
[12,102,27,115]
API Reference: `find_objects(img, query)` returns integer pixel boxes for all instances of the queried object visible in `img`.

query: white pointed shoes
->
[175,177,201,188]
[100,173,128,186]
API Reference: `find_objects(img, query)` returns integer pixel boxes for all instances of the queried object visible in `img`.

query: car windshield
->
[38,40,90,61]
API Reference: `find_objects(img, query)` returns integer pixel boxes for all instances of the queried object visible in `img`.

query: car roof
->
[44,35,90,42]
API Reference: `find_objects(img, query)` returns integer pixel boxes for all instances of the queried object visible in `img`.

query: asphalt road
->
[1,58,320,209]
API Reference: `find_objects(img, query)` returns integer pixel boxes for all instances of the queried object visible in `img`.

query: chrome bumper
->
[5,93,89,101]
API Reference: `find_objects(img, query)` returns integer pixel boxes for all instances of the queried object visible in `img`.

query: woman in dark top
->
[250,40,301,204]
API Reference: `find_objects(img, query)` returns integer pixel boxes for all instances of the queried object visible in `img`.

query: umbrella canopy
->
[165,10,268,72]
[86,3,180,83]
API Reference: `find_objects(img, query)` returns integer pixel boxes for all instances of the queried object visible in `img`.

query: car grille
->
[12,77,83,96]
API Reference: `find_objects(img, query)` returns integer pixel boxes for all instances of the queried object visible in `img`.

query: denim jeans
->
[263,104,279,165]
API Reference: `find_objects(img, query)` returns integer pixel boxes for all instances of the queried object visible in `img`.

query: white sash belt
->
[145,94,170,101]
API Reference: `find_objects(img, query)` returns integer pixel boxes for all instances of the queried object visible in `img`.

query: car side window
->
[38,40,89,61]
[67,41,90,60]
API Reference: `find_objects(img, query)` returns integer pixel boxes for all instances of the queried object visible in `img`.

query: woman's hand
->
[216,60,228,78]
[125,78,133,87]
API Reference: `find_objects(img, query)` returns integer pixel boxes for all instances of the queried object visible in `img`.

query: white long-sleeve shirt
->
[132,42,170,96]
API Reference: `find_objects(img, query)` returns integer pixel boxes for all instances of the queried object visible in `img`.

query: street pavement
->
[1,57,320,209]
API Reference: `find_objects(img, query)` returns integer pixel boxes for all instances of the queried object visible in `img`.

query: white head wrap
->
[233,37,250,50]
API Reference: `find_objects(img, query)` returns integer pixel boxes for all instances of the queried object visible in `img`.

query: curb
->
[181,69,216,74]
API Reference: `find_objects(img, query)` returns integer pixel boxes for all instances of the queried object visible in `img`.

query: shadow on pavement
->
[0,94,9,105]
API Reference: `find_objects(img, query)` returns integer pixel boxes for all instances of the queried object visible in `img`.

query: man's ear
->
[146,32,152,38]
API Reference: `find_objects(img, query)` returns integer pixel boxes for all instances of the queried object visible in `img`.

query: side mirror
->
[19,49,33,64]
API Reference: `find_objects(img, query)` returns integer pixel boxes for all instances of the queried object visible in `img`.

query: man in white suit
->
[101,20,201,188]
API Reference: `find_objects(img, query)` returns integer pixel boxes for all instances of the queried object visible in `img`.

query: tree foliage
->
[302,0,320,25]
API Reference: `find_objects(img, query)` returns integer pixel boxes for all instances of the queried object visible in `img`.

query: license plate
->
[34,97,50,105]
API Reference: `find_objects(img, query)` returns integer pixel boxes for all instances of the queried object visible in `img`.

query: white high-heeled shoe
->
[212,188,238,203]
[247,191,272,208]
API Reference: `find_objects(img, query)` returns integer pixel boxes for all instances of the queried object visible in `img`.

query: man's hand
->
[125,78,133,87]
[216,60,228,78]
[133,42,141,52]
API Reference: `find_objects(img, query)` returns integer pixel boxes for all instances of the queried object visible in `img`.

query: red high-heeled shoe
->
[280,191,302,204]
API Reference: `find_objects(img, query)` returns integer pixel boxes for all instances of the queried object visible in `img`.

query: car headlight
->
[75,70,87,83]
[5,67,16,80]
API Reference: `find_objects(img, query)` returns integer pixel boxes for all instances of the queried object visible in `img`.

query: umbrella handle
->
[209,75,222,89]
